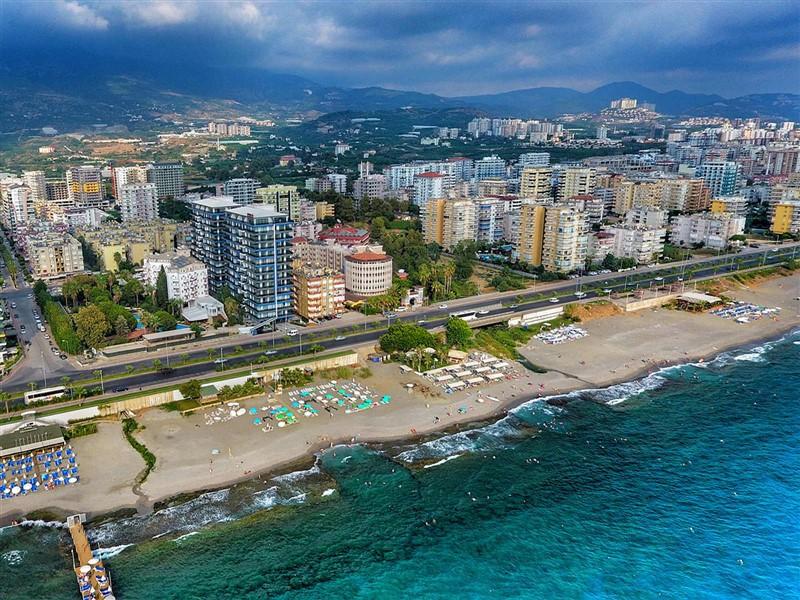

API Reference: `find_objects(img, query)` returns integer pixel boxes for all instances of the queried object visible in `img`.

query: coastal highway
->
[2,243,798,404]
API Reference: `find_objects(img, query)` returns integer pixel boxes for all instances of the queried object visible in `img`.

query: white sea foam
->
[1,550,25,565]
[321,488,336,497]
[423,454,463,469]
[93,544,133,560]
[271,458,321,484]
[733,352,767,363]
[173,532,199,543]
[18,519,66,529]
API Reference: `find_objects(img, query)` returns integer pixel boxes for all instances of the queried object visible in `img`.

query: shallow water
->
[1,332,798,599]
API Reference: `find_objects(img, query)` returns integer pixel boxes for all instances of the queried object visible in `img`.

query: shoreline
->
[3,276,799,526]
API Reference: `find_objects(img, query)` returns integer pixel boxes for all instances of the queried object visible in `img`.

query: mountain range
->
[0,51,797,132]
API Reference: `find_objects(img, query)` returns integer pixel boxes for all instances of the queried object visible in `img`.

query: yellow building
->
[771,202,800,234]
[520,167,553,199]
[423,198,447,245]
[515,202,546,266]
[292,265,346,320]
[422,198,477,250]
[256,184,301,220]
[315,201,335,220]
[542,205,589,273]
[76,219,181,271]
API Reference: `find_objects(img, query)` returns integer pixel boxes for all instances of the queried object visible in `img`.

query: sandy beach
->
[2,274,798,524]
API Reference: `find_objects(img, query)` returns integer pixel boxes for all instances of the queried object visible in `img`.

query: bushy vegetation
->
[279,368,313,388]
[216,378,264,402]
[489,266,527,291]
[64,422,98,439]
[33,280,81,353]
[122,418,156,482]
[445,317,473,349]
[379,322,437,353]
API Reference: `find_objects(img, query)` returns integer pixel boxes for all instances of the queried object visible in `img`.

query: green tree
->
[155,266,169,309]
[140,310,158,331]
[154,310,177,331]
[223,297,241,325]
[114,314,131,336]
[445,317,473,349]
[74,305,109,349]
[179,379,202,400]
[0,391,10,414]
[379,323,437,353]
[190,323,203,339]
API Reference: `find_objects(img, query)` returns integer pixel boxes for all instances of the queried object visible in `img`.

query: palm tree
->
[0,391,10,414]
[180,353,190,365]
[60,376,72,398]
[442,261,456,296]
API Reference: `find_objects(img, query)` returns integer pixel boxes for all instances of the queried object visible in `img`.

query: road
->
[0,232,75,388]
[1,241,797,409]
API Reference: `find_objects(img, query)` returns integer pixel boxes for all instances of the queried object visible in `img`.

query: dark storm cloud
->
[1,0,798,96]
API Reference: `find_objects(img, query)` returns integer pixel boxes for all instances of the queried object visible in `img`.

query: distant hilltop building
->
[207,122,251,137]
[610,97,638,110]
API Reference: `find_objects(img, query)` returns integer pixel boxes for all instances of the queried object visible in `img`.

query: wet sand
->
[3,275,798,524]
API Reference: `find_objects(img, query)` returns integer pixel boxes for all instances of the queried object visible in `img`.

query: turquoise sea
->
[2,331,799,599]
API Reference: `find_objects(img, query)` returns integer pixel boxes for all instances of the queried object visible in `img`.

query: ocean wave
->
[271,458,321,484]
[172,532,199,544]
[423,454,463,469]
[321,488,336,497]
[18,519,66,529]
[93,544,133,559]
[733,352,767,363]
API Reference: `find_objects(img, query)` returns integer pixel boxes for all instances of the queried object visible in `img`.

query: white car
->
[287,329,299,337]
[439,304,448,309]
[575,292,586,298]
[263,350,277,356]
[478,309,490,315]
[334,336,346,341]
[549,297,559,303]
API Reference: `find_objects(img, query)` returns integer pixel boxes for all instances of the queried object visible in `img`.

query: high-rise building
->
[558,167,596,200]
[224,178,260,205]
[515,202,546,266]
[520,167,553,199]
[190,196,240,291]
[326,173,347,194]
[542,205,588,272]
[771,201,800,234]
[475,198,506,243]
[474,155,506,181]
[413,172,445,208]
[604,226,666,264]
[112,166,149,199]
[256,184,301,220]
[225,205,293,322]
[658,178,711,213]
[46,180,72,208]
[292,266,345,320]
[695,161,741,196]
[67,165,104,207]
[27,233,84,279]
[147,162,185,199]
[353,174,388,201]
[119,183,159,222]
[764,144,800,176]
[596,125,609,140]
[1,184,34,228]
[518,152,550,169]
[22,171,46,204]
[422,198,477,250]
[710,196,749,218]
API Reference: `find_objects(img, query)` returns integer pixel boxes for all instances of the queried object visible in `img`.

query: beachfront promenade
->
[2,243,798,405]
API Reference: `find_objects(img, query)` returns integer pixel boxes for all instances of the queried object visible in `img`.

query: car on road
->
[417,319,427,324]
[575,291,586,298]
[263,350,278,355]
[602,288,612,294]
[27,293,33,299]
[19,325,25,332]
[478,309,490,315]
[286,329,299,336]
[13,313,18,318]
[334,336,346,341]
[113,386,129,393]
[549,297,559,303]
[60,354,67,360]
[438,304,448,309]
[214,358,228,364]
[10,302,16,309]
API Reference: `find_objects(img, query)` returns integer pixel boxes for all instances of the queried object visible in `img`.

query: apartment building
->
[423,198,477,250]
[22,171,47,204]
[27,233,84,279]
[670,213,746,250]
[604,226,666,264]
[292,266,346,320]
[353,174,388,201]
[771,201,800,234]
[225,205,293,322]
[696,161,741,197]
[292,239,385,272]
[112,166,149,199]
[119,183,159,222]
[67,165,105,207]
[224,178,260,205]
[541,205,589,272]
[147,162,185,199]
[142,252,209,302]
[475,198,507,243]
[520,167,553,199]
[256,184,301,220]
[658,178,711,213]
[413,172,444,208]
[557,167,596,200]
[515,202,546,266]
[190,196,240,291]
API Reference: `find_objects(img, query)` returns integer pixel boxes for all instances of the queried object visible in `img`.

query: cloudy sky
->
[2,0,799,96]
